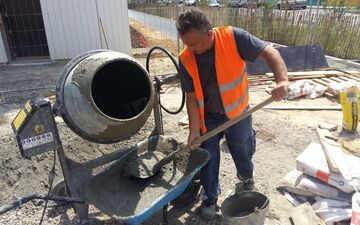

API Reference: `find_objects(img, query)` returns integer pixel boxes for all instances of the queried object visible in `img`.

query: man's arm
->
[259,45,289,101]
[186,92,201,150]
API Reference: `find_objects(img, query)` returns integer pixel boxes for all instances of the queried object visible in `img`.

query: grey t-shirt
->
[179,27,267,113]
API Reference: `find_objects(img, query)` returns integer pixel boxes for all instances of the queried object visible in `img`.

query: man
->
[176,8,289,220]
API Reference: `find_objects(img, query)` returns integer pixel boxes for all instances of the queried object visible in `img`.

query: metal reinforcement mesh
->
[0,62,63,105]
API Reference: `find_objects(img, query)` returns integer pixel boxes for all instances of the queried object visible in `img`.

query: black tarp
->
[247,44,329,75]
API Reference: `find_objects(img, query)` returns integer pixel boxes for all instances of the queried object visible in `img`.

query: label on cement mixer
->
[21,132,53,150]
[351,193,360,225]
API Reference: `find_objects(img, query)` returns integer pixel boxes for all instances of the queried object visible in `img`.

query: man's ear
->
[207,30,212,38]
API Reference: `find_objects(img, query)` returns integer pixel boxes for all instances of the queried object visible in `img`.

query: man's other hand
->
[271,81,289,101]
[188,131,200,150]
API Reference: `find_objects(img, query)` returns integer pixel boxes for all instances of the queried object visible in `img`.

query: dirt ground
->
[1,54,359,225]
[1,20,360,225]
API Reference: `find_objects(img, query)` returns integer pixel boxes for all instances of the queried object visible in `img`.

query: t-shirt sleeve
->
[178,60,195,92]
[232,27,268,62]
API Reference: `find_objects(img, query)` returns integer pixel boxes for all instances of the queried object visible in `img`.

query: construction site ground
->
[1,54,359,225]
[1,24,360,225]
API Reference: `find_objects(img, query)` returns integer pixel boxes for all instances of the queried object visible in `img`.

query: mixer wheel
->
[51,180,68,204]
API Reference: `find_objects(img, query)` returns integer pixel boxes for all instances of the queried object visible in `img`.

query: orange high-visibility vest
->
[179,26,249,134]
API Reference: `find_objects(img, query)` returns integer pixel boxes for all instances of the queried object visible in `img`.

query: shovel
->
[125,96,274,178]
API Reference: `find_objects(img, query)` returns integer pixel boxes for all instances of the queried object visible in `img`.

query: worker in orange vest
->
[176,8,289,220]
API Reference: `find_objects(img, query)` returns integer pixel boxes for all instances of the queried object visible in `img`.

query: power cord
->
[38,149,57,225]
[146,46,185,115]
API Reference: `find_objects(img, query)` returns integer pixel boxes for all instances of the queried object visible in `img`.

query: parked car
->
[157,0,175,5]
[229,0,247,7]
[208,0,221,7]
[185,0,196,6]
[276,0,307,9]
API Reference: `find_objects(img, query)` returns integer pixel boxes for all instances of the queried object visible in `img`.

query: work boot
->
[200,203,216,220]
[235,178,255,193]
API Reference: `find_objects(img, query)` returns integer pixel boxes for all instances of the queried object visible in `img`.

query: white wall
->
[40,0,131,60]
[0,34,8,63]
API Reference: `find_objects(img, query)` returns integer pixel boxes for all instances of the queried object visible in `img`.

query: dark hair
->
[176,8,212,36]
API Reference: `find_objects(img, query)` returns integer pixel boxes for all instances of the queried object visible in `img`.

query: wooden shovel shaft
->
[193,97,274,145]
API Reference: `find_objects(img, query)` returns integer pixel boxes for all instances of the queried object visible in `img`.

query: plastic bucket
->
[339,87,360,133]
[221,191,269,225]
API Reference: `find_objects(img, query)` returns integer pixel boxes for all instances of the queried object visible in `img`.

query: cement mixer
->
[55,50,155,143]
[6,48,209,225]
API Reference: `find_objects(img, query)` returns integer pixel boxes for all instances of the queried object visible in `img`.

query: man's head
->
[176,8,213,54]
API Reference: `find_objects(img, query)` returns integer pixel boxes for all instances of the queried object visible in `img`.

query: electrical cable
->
[146,46,185,115]
[38,149,57,225]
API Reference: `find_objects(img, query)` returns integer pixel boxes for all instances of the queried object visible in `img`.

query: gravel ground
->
[0,44,360,225]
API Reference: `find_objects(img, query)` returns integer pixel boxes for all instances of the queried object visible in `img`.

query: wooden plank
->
[324,92,336,98]
[345,75,360,82]
[346,70,360,75]
[316,127,340,173]
[313,79,330,87]
[311,79,338,96]
[266,70,343,77]
[328,77,344,83]
[290,202,326,225]
[309,80,326,88]
[321,78,335,83]
[248,77,274,82]
[263,105,341,110]
[288,75,331,81]
[337,76,352,82]
[316,127,351,179]
[248,81,273,86]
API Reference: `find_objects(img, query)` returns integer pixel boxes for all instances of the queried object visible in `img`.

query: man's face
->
[180,28,212,54]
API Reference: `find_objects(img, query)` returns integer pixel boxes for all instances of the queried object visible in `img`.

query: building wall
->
[40,0,131,60]
[0,17,8,63]
[0,34,8,63]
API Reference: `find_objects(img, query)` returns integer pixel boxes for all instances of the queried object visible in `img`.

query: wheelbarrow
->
[84,135,209,225]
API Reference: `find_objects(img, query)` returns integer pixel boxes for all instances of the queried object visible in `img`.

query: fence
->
[1,2,359,105]
[0,61,64,105]
[128,3,360,59]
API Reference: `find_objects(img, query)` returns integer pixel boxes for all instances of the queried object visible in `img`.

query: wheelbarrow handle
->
[0,194,37,215]
[193,96,274,145]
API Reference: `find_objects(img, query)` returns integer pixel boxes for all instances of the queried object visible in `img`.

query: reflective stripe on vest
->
[179,26,249,134]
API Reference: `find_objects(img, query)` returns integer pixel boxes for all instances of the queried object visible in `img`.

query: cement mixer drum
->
[55,50,155,143]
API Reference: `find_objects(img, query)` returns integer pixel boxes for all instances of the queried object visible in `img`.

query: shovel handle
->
[193,96,274,145]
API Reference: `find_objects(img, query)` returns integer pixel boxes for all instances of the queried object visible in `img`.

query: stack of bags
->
[277,139,360,225]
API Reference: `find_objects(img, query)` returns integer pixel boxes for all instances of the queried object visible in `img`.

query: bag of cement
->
[277,170,352,202]
[283,190,310,207]
[329,81,359,95]
[296,142,356,193]
[287,80,326,100]
[312,197,351,225]
[351,192,360,225]
[339,86,360,133]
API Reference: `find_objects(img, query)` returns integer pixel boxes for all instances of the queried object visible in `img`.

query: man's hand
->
[259,45,289,101]
[271,80,289,101]
[188,131,200,150]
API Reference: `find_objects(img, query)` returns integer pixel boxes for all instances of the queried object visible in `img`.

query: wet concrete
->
[83,136,209,222]
[85,161,184,221]
[124,150,166,178]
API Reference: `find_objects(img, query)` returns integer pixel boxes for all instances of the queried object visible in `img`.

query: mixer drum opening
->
[92,61,151,119]
[56,50,155,143]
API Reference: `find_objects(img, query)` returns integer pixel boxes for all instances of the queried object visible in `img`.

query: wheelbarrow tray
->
[84,136,209,225]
